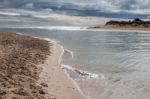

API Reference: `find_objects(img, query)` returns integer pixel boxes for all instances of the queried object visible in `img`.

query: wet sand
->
[0,32,86,99]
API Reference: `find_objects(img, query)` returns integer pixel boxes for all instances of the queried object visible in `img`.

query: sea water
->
[1,28,150,99]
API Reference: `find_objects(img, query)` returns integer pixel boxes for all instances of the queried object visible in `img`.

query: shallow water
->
[1,28,150,99]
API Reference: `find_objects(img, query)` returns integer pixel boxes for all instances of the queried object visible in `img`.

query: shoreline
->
[0,32,86,99]
[31,35,88,99]
[39,38,87,99]
[88,28,150,33]
[59,46,88,98]
[87,26,150,33]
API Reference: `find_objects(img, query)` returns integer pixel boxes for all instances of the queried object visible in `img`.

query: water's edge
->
[16,32,89,99]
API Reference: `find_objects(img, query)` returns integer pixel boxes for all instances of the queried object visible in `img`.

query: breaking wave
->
[19,26,87,31]
[4,26,87,31]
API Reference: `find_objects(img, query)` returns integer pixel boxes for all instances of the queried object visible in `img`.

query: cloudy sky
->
[57,0,150,13]
[0,0,149,12]
[0,0,150,19]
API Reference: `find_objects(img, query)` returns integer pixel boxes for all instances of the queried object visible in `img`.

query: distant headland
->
[88,18,150,32]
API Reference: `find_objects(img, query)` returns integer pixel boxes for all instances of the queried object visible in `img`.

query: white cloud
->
[0,11,20,16]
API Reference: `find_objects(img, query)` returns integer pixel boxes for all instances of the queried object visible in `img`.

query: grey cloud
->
[0,0,150,14]
[55,0,150,14]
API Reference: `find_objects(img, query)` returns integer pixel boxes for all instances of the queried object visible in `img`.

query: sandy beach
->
[87,27,150,33]
[90,25,150,33]
[0,32,86,99]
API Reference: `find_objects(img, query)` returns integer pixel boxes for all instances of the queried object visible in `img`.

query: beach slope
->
[0,32,86,99]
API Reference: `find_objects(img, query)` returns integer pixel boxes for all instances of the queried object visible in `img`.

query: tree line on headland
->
[106,18,150,28]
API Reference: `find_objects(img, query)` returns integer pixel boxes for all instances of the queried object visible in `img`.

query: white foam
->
[76,70,99,79]
[35,26,88,31]
[61,64,75,71]
[64,49,74,59]
[15,32,24,35]
[59,48,89,99]
[61,64,99,79]
[7,26,87,31]
[42,38,52,42]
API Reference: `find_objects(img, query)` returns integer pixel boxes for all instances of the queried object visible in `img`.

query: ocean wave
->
[61,64,99,79]
[35,26,87,31]
[4,26,87,31]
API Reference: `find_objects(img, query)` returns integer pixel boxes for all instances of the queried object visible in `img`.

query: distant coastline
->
[88,18,150,32]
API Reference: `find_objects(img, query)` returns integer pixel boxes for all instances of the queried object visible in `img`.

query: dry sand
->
[0,32,86,99]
